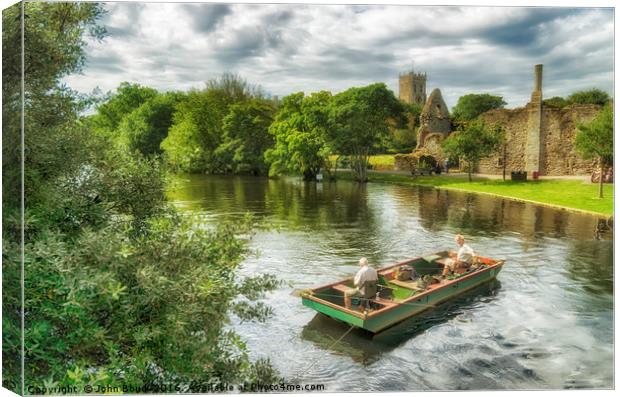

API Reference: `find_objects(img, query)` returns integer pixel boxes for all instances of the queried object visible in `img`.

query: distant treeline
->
[87,74,422,182]
[543,89,611,108]
[89,76,611,182]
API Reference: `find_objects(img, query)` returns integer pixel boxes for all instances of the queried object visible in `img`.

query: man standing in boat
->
[344,257,378,310]
[442,234,475,277]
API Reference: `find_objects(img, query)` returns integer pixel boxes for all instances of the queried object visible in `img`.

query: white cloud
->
[63,2,614,109]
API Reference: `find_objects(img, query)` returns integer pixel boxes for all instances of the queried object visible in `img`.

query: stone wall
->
[417,88,451,149]
[423,134,446,162]
[540,105,600,175]
[477,104,601,176]
[394,153,415,171]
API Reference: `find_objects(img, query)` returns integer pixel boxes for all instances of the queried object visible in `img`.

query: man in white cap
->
[442,234,475,277]
[344,257,378,310]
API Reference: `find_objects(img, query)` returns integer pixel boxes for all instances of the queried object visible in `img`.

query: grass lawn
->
[336,171,613,216]
[368,154,395,167]
[328,154,396,167]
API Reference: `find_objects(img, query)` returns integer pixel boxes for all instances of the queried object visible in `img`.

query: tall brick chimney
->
[525,64,543,175]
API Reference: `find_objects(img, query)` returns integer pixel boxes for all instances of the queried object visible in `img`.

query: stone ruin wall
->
[540,105,600,175]
[476,107,528,174]
[416,88,451,149]
[477,104,601,176]
[422,134,446,162]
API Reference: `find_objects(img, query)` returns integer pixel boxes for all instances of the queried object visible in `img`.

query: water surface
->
[167,175,613,391]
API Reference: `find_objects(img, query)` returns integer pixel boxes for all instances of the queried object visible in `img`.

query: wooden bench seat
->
[374,298,398,309]
[332,284,350,293]
[388,278,421,290]
[331,284,398,310]
[390,277,447,291]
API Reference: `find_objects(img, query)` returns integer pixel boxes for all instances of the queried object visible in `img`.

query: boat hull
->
[302,256,503,333]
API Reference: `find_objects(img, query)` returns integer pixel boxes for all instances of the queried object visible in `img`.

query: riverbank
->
[336,170,614,216]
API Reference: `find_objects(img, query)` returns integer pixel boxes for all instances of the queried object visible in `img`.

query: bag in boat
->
[397,265,416,281]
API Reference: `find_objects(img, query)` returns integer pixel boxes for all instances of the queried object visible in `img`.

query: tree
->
[116,92,185,156]
[2,1,107,211]
[217,98,275,175]
[327,83,405,182]
[161,74,259,173]
[442,120,504,182]
[543,96,569,108]
[567,88,611,106]
[2,2,107,391]
[386,102,421,153]
[451,93,507,122]
[2,3,281,391]
[90,82,158,133]
[575,104,613,198]
[265,91,333,180]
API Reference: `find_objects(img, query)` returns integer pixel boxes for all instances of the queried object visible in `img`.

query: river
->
[167,174,613,391]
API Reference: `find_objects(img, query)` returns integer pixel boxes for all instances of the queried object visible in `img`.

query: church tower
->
[399,70,427,106]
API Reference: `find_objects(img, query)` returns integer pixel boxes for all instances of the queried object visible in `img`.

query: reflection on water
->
[167,175,613,390]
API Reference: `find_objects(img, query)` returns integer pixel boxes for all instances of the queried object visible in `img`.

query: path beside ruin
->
[368,169,591,182]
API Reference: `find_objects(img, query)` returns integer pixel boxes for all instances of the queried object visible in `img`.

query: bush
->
[451,94,506,122]
[4,214,280,390]
[543,96,569,108]
[567,89,611,106]
[337,156,351,169]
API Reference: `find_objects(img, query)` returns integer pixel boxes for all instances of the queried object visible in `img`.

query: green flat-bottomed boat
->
[301,251,504,333]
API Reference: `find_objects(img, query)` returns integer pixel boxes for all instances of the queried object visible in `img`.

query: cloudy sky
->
[63,1,614,109]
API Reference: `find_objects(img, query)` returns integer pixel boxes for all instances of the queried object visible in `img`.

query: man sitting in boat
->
[344,257,378,310]
[442,234,475,277]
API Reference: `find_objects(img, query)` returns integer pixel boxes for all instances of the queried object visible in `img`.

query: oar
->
[290,288,314,297]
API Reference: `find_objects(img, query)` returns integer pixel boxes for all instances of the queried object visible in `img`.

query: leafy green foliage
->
[388,128,417,153]
[3,2,106,97]
[575,104,614,198]
[327,83,405,182]
[451,93,506,122]
[3,3,107,391]
[575,104,614,162]
[385,102,420,153]
[543,96,569,108]
[567,88,611,106]
[90,82,158,133]
[2,2,107,211]
[2,3,281,392]
[4,214,281,390]
[217,98,275,175]
[265,91,333,180]
[116,92,186,156]
[543,89,611,109]
[442,120,503,181]
[161,74,261,173]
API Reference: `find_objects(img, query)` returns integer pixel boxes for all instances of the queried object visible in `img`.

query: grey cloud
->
[214,29,272,64]
[261,46,399,91]
[213,26,301,66]
[182,3,232,34]
[262,9,294,25]
[316,46,397,79]
[85,52,126,74]
[101,3,144,38]
[375,7,589,54]
[480,8,581,48]
[353,5,372,14]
